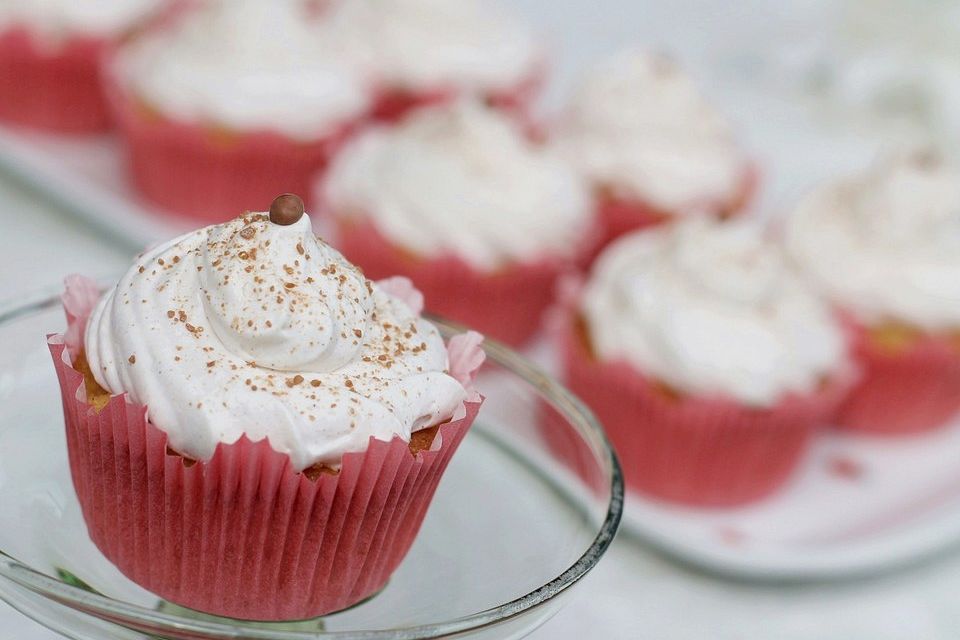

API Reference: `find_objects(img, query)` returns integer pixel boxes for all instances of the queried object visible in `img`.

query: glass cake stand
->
[0,287,623,640]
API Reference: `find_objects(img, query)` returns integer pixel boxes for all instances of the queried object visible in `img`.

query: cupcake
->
[48,195,484,620]
[555,219,848,506]
[321,100,594,347]
[0,0,163,133]
[322,0,543,122]
[553,50,755,255]
[786,148,960,434]
[106,0,370,221]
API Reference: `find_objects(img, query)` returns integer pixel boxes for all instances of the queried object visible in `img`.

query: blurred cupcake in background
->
[323,0,544,122]
[555,219,848,506]
[106,0,370,222]
[553,50,755,256]
[321,100,593,347]
[786,148,960,434]
[0,0,165,133]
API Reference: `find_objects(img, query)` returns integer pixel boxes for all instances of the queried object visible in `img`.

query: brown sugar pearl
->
[269,193,305,226]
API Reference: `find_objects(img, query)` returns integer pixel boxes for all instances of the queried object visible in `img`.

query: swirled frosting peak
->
[582,219,846,406]
[786,148,960,330]
[322,0,540,93]
[84,211,468,470]
[555,49,747,212]
[199,214,371,372]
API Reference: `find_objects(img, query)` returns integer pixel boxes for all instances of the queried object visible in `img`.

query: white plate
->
[622,422,960,581]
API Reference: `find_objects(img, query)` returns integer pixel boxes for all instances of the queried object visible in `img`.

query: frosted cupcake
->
[555,219,848,506]
[553,50,754,254]
[0,0,164,132]
[321,100,594,346]
[48,195,484,620]
[786,148,960,434]
[107,0,370,221]
[323,0,543,121]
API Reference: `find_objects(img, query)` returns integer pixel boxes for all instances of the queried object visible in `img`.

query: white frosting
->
[0,0,161,41]
[786,148,960,330]
[84,212,467,471]
[582,219,846,406]
[555,50,747,212]
[324,101,591,270]
[323,0,540,93]
[114,0,370,139]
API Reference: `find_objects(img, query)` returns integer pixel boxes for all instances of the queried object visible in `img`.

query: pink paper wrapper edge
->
[586,164,759,263]
[550,307,846,507]
[0,28,111,133]
[376,276,425,315]
[369,60,547,124]
[329,217,596,347]
[48,276,484,620]
[835,319,960,434]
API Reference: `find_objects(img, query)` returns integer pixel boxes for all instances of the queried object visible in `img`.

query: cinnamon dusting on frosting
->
[83,210,467,470]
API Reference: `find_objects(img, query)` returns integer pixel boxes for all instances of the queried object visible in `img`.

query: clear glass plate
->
[0,288,623,640]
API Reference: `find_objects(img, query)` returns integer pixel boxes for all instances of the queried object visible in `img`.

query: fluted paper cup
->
[835,319,960,434]
[370,64,546,123]
[551,307,845,507]
[331,217,591,347]
[103,46,360,223]
[49,276,483,620]
[586,165,758,262]
[0,28,112,133]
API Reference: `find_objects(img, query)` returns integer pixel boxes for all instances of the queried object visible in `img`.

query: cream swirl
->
[114,0,369,139]
[0,0,162,40]
[582,219,846,406]
[323,0,540,94]
[84,212,467,470]
[324,101,591,269]
[786,148,960,330]
[554,50,747,212]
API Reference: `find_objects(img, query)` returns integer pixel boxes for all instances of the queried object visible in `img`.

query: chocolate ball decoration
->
[269,193,305,226]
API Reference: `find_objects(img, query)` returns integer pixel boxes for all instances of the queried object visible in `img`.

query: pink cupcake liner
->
[103,59,359,223]
[552,309,845,507]
[0,28,112,133]
[587,165,758,262]
[835,320,960,435]
[332,217,588,347]
[370,65,546,124]
[49,277,483,620]
[370,85,453,123]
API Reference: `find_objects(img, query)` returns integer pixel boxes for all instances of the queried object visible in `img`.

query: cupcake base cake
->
[556,220,850,506]
[51,334,479,620]
[554,50,754,257]
[321,101,593,347]
[785,149,960,435]
[555,313,842,506]
[105,74,357,222]
[50,199,484,620]
[105,1,370,221]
